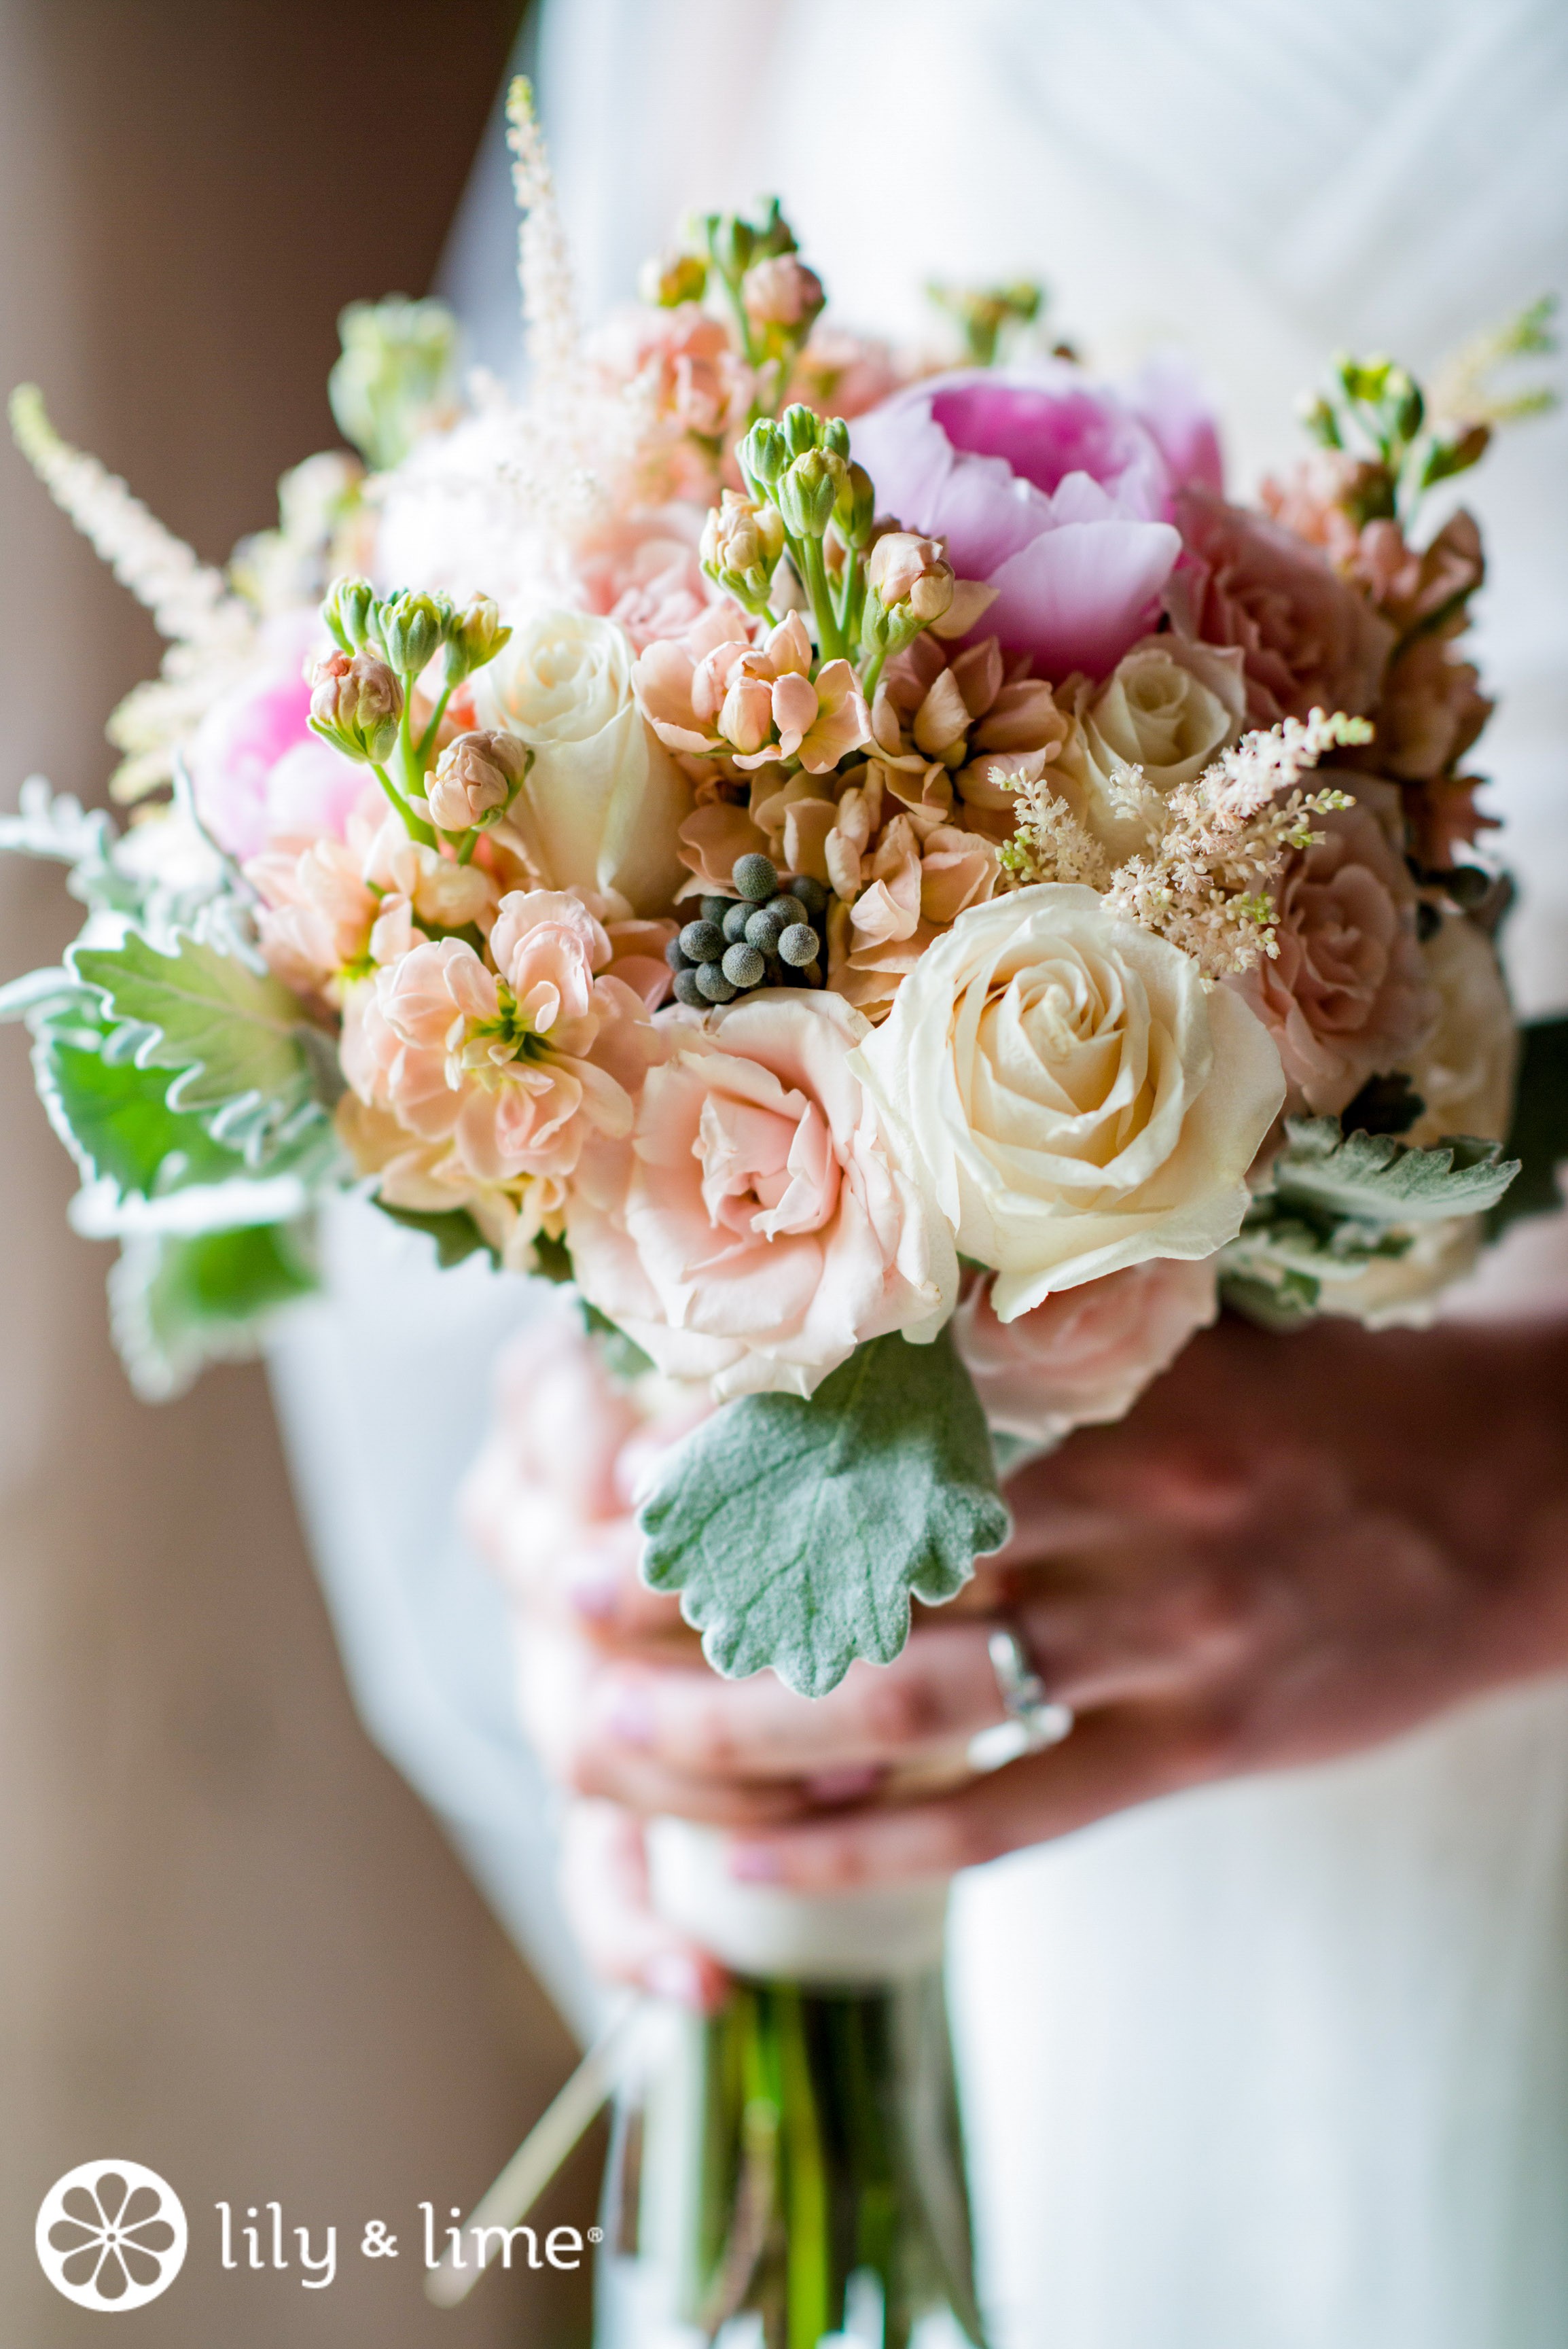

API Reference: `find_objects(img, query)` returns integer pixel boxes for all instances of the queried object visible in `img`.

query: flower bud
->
[638,248,707,308]
[327,295,459,472]
[444,594,512,685]
[323,576,376,654]
[308,650,404,764]
[781,404,820,460]
[775,447,847,540]
[426,728,531,832]
[376,588,452,677]
[741,255,825,334]
[867,531,955,626]
[819,415,850,460]
[707,212,755,280]
[834,462,876,549]
[738,417,788,488]
[700,490,786,607]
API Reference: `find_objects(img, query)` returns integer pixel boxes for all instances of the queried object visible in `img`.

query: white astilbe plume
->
[997,766,1112,889]
[505,75,580,404]
[10,387,252,651]
[10,385,260,801]
[1103,709,1370,978]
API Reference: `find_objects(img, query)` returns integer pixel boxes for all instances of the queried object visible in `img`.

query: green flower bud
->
[638,249,708,307]
[775,447,847,540]
[322,575,376,654]
[377,588,452,677]
[700,490,786,608]
[738,417,788,488]
[327,295,459,473]
[834,461,876,548]
[820,415,850,460]
[781,404,819,459]
[308,650,404,764]
[444,594,512,685]
[708,213,755,280]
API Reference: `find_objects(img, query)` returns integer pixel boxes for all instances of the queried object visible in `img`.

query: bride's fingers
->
[584,1621,1008,1783]
[719,1699,1228,1891]
[559,1801,728,2009]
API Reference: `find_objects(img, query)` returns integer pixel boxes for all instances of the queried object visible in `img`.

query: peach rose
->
[1229,780,1438,1118]
[956,1258,1219,1445]
[574,505,715,651]
[1170,488,1395,727]
[567,991,957,1400]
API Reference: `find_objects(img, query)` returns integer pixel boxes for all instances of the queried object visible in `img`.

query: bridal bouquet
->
[5,78,1561,2347]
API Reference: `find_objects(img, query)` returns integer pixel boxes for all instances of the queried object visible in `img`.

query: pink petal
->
[982,519,1182,679]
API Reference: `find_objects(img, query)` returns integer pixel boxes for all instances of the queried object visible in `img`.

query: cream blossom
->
[851,884,1285,1318]
[1228,781,1438,1118]
[1406,912,1518,1148]
[474,609,692,915]
[1050,633,1247,862]
[956,1257,1219,1445]
[1314,1216,1483,1331]
[567,990,957,1400]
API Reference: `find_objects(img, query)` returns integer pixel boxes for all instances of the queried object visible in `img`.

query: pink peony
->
[848,359,1220,679]
[1228,782,1438,1117]
[956,1258,1219,1445]
[1169,489,1395,727]
[187,610,361,861]
[566,991,957,1400]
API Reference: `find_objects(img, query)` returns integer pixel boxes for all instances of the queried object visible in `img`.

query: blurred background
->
[0,5,607,2342]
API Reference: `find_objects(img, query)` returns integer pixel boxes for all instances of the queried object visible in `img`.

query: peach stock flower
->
[246,807,496,1004]
[1228,782,1438,1118]
[567,990,957,1400]
[635,609,870,779]
[342,889,658,1203]
[956,1257,1219,1445]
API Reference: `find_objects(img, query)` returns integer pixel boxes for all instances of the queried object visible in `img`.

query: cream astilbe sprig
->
[505,75,580,404]
[10,386,260,802]
[996,767,1112,890]
[1103,709,1369,978]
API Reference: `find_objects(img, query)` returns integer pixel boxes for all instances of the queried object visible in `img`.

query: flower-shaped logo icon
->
[36,2161,188,2310]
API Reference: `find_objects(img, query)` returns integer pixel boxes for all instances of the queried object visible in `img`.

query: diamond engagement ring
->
[967,1623,1075,1774]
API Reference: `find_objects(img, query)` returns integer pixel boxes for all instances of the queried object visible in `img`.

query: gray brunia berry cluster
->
[665,854,831,1006]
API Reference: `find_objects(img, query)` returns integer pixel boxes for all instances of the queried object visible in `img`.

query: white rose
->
[474,609,692,915]
[1054,633,1247,864]
[851,884,1285,1319]
[1406,911,1518,1148]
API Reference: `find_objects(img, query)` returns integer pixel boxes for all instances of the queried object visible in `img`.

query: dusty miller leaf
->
[108,1220,320,1402]
[70,928,328,1159]
[640,1326,1011,1698]
[1270,1116,1519,1225]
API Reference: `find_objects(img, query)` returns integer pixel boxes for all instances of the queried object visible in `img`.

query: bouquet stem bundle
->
[600,1971,984,2349]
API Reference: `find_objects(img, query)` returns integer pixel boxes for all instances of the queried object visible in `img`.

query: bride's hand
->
[474,1311,1568,1992]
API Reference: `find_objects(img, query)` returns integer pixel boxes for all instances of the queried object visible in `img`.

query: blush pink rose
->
[566,991,957,1400]
[1169,489,1395,727]
[1229,781,1439,1117]
[957,1258,1219,1445]
[575,505,717,651]
[849,358,1219,679]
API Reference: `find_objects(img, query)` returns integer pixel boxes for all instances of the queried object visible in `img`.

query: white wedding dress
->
[270,5,1568,2342]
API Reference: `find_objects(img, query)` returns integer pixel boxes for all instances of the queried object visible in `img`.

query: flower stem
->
[416,681,453,763]
[798,535,845,663]
[370,762,436,847]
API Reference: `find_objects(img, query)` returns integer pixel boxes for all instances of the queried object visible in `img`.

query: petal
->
[983,520,1181,680]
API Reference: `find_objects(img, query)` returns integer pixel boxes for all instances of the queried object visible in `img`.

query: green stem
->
[370,763,436,848]
[416,679,453,763]
[798,535,845,663]
[456,828,478,866]
[860,647,887,707]
[774,1988,832,2349]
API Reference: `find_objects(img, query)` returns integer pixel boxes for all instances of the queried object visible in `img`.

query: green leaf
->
[70,928,326,1158]
[374,1199,499,1269]
[1490,1016,1568,1235]
[640,1326,1011,1698]
[108,1220,319,1401]
[1270,1116,1519,1226]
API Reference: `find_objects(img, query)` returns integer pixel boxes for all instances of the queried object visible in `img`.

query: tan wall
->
[0,5,597,2339]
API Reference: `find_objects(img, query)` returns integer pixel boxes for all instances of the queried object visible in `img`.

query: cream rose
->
[566,991,957,1400]
[1406,912,1518,1148]
[851,885,1285,1319]
[474,609,692,916]
[1052,633,1247,863]
[956,1258,1219,1445]
[1315,1216,1482,1330]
